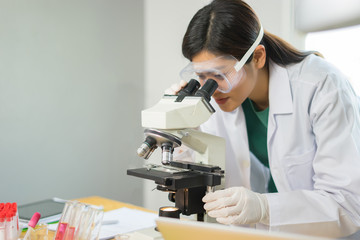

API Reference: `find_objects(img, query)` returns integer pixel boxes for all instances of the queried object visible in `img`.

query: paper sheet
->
[48,207,158,240]
[99,207,158,239]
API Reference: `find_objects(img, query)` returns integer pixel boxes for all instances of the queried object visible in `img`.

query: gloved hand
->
[203,187,269,225]
[164,80,188,95]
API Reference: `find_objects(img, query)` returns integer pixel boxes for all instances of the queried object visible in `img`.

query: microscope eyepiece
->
[180,79,201,95]
[195,79,218,102]
[175,79,200,102]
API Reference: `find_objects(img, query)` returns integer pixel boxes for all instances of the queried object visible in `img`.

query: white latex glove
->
[164,80,188,95]
[203,187,269,225]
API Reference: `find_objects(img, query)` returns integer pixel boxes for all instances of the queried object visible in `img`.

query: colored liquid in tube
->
[64,226,75,240]
[55,222,68,240]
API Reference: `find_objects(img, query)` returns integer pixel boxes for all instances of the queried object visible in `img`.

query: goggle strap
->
[234,24,264,72]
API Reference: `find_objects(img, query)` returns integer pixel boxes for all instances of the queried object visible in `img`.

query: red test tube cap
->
[28,212,41,228]
[11,202,17,211]
[0,212,5,222]
[6,212,13,221]
[4,203,11,211]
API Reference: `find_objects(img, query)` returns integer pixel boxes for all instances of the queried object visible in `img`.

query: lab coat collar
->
[268,61,293,115]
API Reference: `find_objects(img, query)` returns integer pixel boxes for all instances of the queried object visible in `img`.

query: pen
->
[23,212,41,240]
[102,220,119,225]
[52,197,68,203]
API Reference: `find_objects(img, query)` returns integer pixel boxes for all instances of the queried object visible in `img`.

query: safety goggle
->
[179,25,264,93]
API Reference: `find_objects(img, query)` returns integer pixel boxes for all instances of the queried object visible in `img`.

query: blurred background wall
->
[0,0,144,205]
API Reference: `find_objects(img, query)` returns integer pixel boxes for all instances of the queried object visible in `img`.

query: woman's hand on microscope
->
[164,80,188,95]
[203,187,269,225]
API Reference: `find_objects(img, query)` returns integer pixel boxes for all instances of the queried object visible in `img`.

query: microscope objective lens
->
[137,143,150,157]
[162,151,173,165]
[161,142,174,164]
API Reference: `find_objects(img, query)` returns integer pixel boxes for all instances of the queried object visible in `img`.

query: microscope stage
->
[127,164,221,191]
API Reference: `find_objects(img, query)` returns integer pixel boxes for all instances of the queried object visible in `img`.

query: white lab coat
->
[197,55,360,238]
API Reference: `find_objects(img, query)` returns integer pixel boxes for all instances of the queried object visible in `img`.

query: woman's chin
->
[218,102,237,112]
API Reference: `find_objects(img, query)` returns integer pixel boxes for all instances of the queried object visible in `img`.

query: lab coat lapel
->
[267,62,293,192]
[226,106,252,189]
[238,106,251,189]
[267,61,293,151]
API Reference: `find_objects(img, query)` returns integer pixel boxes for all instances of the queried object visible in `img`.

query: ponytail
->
[262,31,322,66]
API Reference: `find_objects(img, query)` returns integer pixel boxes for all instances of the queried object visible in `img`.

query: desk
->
[76,196,154,213]
[21,196,155,240]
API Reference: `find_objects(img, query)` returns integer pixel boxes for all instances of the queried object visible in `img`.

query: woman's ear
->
[252,45,266,68]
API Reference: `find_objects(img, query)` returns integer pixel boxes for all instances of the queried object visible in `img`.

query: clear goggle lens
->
[179,55,245,93]
[180,25,264,94]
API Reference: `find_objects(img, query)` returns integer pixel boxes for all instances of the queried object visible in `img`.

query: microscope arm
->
[177,129,207,154]
[174,129,225,170]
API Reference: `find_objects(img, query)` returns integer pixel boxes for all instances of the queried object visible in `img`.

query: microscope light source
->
[159,207,181,219]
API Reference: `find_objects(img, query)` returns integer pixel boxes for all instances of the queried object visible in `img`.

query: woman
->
[167,0,360,238]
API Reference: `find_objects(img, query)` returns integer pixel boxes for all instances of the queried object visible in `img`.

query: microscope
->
[127,79,225,221]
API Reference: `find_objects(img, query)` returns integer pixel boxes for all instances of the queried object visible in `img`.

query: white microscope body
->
[140,94,226,171]
[128,79,225,221]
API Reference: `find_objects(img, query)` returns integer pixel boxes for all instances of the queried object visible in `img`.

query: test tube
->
[77,205,103,240]
[11,203,19,237]
[90,208,104,240]
[5,212,15,240]
[29,223,48,240]
[77,206,95,240]
[64,202,85,240]
[0,202,19,240]
[56,201,103,240]
[0,212,5,240]
[63,202,78,240]
[55,201,75,240]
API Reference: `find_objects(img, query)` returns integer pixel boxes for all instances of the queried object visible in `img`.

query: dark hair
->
[182,0,318,66]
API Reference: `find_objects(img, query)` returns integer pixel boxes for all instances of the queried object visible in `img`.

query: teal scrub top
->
[242,98,277,193]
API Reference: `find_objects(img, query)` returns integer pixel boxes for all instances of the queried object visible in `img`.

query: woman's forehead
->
[192,51,236,64]
[192,51,218,62]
